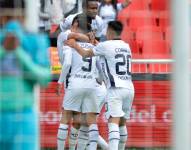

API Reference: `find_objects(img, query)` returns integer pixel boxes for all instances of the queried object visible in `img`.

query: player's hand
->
[3,33,20,51]
[87,31,95,43]
[94,39,99,45]
[56,83,62,96]
[87,31,98,45]
[65,39,77,48]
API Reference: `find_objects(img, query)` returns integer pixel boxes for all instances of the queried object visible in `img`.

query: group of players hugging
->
[56,0,134,150]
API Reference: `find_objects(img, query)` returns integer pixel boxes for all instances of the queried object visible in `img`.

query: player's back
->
[67,42,97,89]
[96,40,134,89]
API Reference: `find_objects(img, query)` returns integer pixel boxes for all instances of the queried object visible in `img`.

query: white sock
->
[57,124,68,150]
[119,126,128,150]
[87,124,99,150]
[77,126,89,150]
[69,126,79,150]
[97,135,108,150]
[108,123,120,150]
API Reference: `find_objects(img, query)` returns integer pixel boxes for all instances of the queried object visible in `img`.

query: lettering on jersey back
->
[74,74,93,79]
[79,43,94,49]
[115,48,130,54]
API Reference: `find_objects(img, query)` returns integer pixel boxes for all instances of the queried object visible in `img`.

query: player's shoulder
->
[58,29,71,36]
[101,40,114,46]
[100,40,130,50]
[95,15,104,25]
[57,29,71,40]
[66,13,79,19]
[60,13,80,31]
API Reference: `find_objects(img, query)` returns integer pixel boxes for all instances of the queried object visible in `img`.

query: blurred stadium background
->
[1,0,191,149]
[43,0,173,149]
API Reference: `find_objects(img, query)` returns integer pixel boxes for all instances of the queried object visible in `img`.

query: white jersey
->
[60,13,104,37]
[99,3,123,24]
[93,40,134,89]
[57,29,71,64]
[65,42,97,89]
[98,3,123,35]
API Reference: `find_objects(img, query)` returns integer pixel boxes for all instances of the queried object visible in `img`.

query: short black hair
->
[82,0,98,9]
[0,0,25,9]
[108,21,123,36]
[72,13,92,33]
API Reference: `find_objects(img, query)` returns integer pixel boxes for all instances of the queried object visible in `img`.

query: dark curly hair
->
[82,0,99,9]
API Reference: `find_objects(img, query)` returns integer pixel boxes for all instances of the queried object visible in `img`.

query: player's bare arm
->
[65,39,94,57]
[68,32,90,43]
[86,31,99,45]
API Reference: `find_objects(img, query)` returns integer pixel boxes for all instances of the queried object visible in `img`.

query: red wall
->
[40,80,172,148]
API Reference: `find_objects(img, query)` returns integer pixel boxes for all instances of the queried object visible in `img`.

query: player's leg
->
[106,88,125,150]
[57,109,72,150]
[0,112,11,150]
[86,113,99,150]
[77,114,89,150]
[108,117,120,150]
[83,89,99,150]
[57,89,82,150]
[77,116,108,150]
[118,88,134,150]
[118,118,128,150]
[97,135,108,150]
[19,109,38,150]
[96,84,108,150]
[65,89,85,150]
[69,111,81,150]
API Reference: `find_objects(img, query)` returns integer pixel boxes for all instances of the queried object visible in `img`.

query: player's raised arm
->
[68,32,90,43]
[65,39,95,57]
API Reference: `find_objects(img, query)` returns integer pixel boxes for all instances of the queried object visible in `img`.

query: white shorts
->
[95,84,107,113]
[105,87,134,120]
[63,88,98,113]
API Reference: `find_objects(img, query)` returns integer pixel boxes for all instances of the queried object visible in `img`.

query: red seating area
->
[150,0,170,11]
[40,81,172,148]
[118,0,171,59]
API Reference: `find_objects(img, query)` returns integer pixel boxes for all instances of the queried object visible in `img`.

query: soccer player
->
[57,15,90,64]
[57,0,104,64]
[0,0,51,150]
[60,0,104,39]
[57,16,83,150]
[57,14,100,150]
[65,20,135,150]
[57,1,108,148]
[57,14,94,150]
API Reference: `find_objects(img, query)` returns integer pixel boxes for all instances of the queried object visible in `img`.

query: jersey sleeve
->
[57,30,71,63]
[58,48,72,84]
[58,30,71,42]
[92,42,105,56]
[93,16,105,38]
[59,14,77,31]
